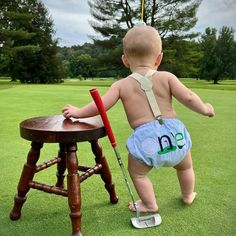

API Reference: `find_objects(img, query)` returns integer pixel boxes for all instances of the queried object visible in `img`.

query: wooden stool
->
[10,115,118,236]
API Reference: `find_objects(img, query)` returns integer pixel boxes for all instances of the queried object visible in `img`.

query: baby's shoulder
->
[110,77,132,92]
[155,70,177,80]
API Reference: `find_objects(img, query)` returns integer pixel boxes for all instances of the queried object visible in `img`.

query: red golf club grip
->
[90,88,117,147]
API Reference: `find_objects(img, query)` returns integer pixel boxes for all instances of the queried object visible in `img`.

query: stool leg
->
[10,142,43,220]
[56,143,67,188]
[66,143,82,236]
[90,140,119,204]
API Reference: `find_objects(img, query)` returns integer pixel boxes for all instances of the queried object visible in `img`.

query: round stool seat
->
[20,115,106,143]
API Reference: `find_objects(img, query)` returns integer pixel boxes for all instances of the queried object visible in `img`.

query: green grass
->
[0,79,235,236]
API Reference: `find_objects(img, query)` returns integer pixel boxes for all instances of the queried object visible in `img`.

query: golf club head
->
[131,213,162,229]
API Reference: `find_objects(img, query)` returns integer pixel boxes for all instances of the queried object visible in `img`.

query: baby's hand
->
[205,103,215,117]
[62,104,80,119]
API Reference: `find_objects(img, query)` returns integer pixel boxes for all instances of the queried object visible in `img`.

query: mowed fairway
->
[0,79,235,236]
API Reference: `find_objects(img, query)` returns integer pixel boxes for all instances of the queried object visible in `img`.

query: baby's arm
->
[168,75,215,117]
[62,81,121,119]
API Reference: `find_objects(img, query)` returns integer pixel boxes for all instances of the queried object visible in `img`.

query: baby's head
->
[122,25,162,68]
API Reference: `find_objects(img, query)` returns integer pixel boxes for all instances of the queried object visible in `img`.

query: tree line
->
[0,0,235,84]
[0,0,63,83]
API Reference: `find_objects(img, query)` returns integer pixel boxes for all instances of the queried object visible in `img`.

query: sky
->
[41,0,236,47]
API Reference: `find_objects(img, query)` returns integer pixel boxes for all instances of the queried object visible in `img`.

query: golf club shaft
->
[113,147,136,203]
[90,88,139,215]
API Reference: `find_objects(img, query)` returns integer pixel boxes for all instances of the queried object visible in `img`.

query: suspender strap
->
[130,70,164,125]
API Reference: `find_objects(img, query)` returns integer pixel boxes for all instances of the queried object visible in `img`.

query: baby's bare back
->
[119,71,177,129]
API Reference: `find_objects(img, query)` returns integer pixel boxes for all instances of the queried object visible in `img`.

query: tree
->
[58,43,101,78]
[0,0,64,83]
[0,0,38,77]
[199,26,236,83]
[69,53,95,79]
[216,27,236,80]
[89,0,201,39]
[88,0,202,76]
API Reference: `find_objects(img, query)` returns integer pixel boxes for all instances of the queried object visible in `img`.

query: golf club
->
[90,88,162,229]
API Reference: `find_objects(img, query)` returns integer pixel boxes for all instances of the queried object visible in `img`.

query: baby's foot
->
[129,200,158,213]
[183,192,197,205]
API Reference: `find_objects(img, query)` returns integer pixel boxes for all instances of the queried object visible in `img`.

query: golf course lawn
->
[0,79,235,236]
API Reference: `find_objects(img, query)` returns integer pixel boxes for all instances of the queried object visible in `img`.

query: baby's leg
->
[128,154,158,212]
[174,150,196,204]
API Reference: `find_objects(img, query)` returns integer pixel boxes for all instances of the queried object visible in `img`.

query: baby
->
[62,25,215,213]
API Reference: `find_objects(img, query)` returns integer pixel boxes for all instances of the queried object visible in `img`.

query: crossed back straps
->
[130,69,164,125]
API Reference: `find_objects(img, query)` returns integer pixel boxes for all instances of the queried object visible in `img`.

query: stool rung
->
[80,164,102,183]
[29,180,67,196]
[35,157,61,173]
[78,165,101,173]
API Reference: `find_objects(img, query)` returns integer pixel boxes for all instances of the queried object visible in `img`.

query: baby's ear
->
[122,54,130,68]
[155,53,163,67]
